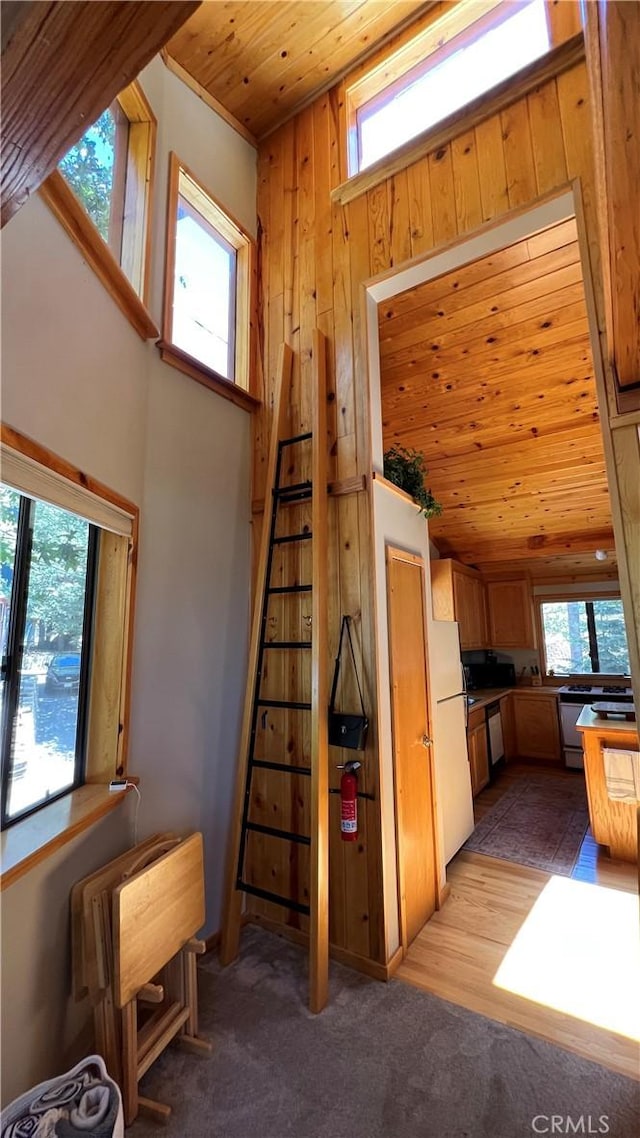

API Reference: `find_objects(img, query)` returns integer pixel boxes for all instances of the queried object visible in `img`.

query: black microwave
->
[467,663,516,690]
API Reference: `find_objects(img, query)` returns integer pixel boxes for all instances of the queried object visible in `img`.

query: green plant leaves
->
[383,445,442,519]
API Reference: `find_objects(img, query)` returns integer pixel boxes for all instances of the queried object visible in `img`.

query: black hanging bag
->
[328,616,369,750]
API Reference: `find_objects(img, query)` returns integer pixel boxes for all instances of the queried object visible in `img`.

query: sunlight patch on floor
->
[492,875,640,1041]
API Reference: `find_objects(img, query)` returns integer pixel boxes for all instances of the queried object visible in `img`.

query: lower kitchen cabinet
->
[468,708,490,796]
[512,691,561,761]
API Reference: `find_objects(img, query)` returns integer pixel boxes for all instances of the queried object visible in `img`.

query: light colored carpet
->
[132,925,638,1138]
[464,771,589,875]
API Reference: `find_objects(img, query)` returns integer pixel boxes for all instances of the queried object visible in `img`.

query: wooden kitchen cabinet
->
[485,579,536,649]
[512,691,561,761]
[431,559,487,650]
[577,717,638,862]
[468,707,490,796]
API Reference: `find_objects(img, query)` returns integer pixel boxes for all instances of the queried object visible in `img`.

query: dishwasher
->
[486,701,505,776]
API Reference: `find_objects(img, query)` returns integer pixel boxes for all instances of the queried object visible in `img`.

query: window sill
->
[333,33,585,207]
[158,341,261,412]
[0,782,135,892]
[39,171,159,341]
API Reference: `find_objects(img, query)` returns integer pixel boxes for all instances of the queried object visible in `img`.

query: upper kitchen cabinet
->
[431,559,486,650]
[485,579,536,650]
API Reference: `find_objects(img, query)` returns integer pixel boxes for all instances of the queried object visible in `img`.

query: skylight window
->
[351,0,551,174]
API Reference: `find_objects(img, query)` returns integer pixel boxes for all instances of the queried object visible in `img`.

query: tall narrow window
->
[162,154,254,401]
[40,81,157,336]
[58,101,129,259]
[173,196,237,379]
[1,488,97,826]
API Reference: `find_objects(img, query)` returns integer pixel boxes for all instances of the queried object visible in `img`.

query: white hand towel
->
[603,747,640,803]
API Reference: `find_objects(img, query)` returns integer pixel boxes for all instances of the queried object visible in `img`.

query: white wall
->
[371,480,436,959]
[0,56,256,1105]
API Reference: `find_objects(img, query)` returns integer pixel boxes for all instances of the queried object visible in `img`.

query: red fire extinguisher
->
[339,761,361,842]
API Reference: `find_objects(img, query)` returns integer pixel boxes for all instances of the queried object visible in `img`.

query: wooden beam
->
[1,0,200,227]
[251,475,366,514]
[451,529,616,565]
[584,1,640,398]
[219,343,293,967]
[39,171,159,341]
[309,329,329,1014]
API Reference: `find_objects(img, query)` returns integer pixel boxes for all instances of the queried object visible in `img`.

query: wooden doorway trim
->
[360,185,639,710]
[386,544,440,954]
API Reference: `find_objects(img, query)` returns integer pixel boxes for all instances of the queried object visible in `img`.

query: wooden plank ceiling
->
[379,216,615,567]
[481,550,618,582]
[165,0,430,139]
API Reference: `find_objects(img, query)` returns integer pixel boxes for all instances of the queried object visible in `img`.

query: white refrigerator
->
[429,619,475,864]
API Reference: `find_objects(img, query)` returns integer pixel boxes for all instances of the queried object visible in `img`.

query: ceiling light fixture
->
[595,549,608,561]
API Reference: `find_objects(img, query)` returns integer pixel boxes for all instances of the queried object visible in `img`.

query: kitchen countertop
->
[575,706,638,734]
[467,686,562,713]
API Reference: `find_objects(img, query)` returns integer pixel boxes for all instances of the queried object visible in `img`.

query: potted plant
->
[383,445,442,519]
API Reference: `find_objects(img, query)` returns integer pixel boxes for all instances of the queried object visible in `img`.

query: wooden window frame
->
[347,0,506,174]
[160,153,259,414]
[344,0,579,180]
[0,425,139,889]
[535,590,631,682]
[176,193,238,383]
[39,80,158,341]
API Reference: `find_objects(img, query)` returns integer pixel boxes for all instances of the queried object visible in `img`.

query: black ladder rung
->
[267,584,312,595]
[273,532,312,545]
[274,481,313,503]
[245,821,311,845]
[236,881,310,916]
[279,432,312,448]
[274,481,312,496]
[257,698,312,711]
[262,641,311,650]
[252,759,312,776]
[277,491,313,505]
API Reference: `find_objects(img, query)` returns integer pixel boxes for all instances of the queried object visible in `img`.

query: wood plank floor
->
[397,763,639,1080]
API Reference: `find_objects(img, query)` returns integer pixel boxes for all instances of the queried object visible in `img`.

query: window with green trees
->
[59,103,128,256]
[0,487,97,826]
[43,82,156,312]
[540,598,631,676]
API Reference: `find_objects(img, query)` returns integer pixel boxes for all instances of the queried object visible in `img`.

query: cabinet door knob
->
[422,734,433,748]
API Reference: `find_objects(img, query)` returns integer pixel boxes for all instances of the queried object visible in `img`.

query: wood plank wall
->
[251,20,638,964]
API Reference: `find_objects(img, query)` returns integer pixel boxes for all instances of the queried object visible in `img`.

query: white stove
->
[558,684,633,768]
[558,683,634,703]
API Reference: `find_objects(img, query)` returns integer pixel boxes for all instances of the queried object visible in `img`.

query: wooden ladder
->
[220,332,329,1013]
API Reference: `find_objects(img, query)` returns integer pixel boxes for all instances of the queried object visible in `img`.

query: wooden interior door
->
[386,546,438,950]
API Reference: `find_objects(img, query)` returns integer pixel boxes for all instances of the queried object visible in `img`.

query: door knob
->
[422,735,433,748]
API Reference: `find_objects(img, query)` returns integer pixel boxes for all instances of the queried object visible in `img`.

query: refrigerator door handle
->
[461,662,469,729]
